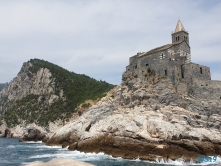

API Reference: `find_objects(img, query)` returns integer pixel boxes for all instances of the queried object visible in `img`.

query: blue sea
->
[0,138,220,166]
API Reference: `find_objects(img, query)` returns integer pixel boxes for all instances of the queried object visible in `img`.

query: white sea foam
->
[26,142,221,166]
[7,145,16,149]
[29,149,114,163]
[25,141,43,144]
[152,156,221,165]
[22,158,94,166]
[35,145,62,149]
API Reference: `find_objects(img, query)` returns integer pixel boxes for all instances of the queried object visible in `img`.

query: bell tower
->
[171,20,189,45]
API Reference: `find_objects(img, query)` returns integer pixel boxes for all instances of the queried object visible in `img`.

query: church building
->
[126,20,211,86]
[125,20,221,100]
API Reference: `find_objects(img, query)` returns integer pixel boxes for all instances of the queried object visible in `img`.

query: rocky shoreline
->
[43,72,221,162]
[1,70,221,162]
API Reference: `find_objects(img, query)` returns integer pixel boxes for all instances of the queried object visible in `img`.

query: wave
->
[24,141,43,144]
[34,145,63,149]
[30,153,74,159]
[7,145,16,149]
[29,150,112,161]
[150,156,221,165]
[22,158,94,166]
[24,141,221,166]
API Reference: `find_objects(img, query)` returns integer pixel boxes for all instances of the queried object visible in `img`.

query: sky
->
[0,0,221,85]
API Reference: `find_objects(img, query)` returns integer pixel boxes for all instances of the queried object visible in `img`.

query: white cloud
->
[0,0,221,85]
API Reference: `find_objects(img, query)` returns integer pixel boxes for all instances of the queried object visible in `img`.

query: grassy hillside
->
[1,59,115,127]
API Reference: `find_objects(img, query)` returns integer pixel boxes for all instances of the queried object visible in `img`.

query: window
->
[135,65,137,69]
[146,63,149,66]
[178,36,179,41]
[165,70,167,76]
[181,66,184,78]
[200,67,203,74]
[160,53,165,59]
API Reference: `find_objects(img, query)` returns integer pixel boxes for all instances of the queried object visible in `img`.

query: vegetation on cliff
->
[0,59,115,127]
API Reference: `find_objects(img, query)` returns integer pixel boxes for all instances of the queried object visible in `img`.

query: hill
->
[0,59,115,129]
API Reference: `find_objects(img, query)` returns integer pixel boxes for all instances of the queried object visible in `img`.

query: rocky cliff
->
[46,70,221,162]
[0,59,114,138]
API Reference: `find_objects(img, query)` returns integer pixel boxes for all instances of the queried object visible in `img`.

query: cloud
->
[0,0,221,85]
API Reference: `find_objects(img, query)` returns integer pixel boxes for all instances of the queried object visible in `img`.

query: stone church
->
[125,20,221,100]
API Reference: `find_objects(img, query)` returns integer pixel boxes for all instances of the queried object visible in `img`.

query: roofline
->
[139,40,190,57]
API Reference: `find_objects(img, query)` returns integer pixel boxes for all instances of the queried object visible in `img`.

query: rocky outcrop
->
[4,129,13,138]
[0,62,55,102]
[12,121,64,141]
[46,71,221,162]
[19,129,46,142]
[0,125,13,138]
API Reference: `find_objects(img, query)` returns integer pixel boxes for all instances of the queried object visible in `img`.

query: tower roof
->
[174,20,185,33]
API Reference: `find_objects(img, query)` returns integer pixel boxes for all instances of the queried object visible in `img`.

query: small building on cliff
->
[125,20,221,100]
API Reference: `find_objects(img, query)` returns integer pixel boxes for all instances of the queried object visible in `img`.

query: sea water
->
[0,138,220,166]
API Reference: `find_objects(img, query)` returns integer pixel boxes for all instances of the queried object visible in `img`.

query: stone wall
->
[188,80,221,100]
[126,41,192,83]
[183,63,211,86]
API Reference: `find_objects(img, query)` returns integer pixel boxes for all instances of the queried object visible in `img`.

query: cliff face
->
[0,59,114,137]
[0,62,54,102]
[47,70,221,161]
[0,61,59,131]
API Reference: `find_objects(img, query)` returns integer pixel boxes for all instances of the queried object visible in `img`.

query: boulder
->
[4,129,13,138]
[19,129,45,142]
[68,142,78,151]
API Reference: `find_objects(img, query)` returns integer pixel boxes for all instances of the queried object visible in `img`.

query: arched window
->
[200,67,203,74]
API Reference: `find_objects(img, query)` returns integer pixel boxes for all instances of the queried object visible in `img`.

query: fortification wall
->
[127,48,187,85]
[188,80,221,100]
[183,63,211,86]
[126,54,139,72]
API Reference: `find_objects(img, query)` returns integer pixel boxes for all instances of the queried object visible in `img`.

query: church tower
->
[171,20,189,45]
